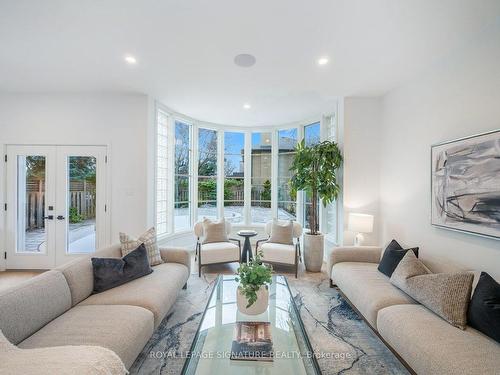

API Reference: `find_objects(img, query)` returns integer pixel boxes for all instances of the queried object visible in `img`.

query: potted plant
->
[235,251,273,315]
[290,139,343,272]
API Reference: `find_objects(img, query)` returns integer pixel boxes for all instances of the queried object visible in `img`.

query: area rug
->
[130,270,408,374]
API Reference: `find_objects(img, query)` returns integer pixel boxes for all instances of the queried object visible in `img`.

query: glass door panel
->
[67,156,97,254]
[6,146,56,269]
[55,146,107,266]
[17,155,47,253]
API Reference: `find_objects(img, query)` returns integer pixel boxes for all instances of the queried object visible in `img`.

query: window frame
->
[196,127,219,222]
[276,127,299,222]
[173,119,193,232]
[223,131,246,224]
[250,131,274,224]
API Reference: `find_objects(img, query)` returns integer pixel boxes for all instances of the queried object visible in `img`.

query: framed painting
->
[431,129,500,240]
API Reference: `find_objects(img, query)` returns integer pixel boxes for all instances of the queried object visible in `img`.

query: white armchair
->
[256,221,303,278]
[194,220,241,277]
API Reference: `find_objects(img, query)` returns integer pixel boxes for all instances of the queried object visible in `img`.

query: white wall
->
[342,97,382,246]
[379,21,500,278]
[0,93,152,269]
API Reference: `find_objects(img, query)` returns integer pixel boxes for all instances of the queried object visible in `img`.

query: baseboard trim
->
[335,288,417,375]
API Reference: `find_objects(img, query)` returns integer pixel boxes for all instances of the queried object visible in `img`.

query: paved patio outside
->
[24,219,96,253]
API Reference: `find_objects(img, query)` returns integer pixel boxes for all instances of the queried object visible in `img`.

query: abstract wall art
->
[431,129,500,240]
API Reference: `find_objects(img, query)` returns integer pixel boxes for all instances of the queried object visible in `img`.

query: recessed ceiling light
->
[243,103,251,110]
[124,55,137,64]
[234,54,256,67]
[317,57,329,66]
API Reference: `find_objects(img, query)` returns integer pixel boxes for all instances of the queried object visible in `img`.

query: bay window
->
[155,108,339,238]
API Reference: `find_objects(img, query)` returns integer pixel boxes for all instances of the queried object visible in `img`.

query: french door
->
[5,145,108,269]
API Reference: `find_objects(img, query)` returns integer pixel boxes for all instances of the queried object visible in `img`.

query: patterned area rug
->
[130,267,408,375]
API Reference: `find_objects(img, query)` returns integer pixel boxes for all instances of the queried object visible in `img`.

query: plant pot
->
[237,286,269,315]
[304,233,324,272]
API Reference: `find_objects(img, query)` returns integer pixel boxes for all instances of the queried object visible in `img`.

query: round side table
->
[237,230,257,263]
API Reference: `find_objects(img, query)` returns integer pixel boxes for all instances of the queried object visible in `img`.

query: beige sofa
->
[327,246,500,375]
[0,244,190,373]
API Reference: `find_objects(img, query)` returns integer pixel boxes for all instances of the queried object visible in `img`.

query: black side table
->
[237,230,257,263]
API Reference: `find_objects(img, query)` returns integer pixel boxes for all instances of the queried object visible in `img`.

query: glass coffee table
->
[181,275,321,375]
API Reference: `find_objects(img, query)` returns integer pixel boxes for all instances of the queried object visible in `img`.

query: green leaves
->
[289,139,343,235]
[236,251,273,308]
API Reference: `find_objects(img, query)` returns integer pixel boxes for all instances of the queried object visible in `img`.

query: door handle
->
[43,215,54,220]
[57,215,65,220]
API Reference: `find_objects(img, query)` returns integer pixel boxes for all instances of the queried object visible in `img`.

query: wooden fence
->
[25,179,96,230]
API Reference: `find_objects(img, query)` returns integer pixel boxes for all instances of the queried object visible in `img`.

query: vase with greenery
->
[290,139,343,271]
[235,251,273,315]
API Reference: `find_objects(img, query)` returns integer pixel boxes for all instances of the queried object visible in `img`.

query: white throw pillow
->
[269,220,294,245]
[202,218,229,244]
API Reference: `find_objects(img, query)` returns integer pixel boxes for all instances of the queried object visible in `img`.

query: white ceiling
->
[1,0,499,126]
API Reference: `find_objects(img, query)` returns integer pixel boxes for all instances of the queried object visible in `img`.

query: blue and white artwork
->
[431,129,500,239]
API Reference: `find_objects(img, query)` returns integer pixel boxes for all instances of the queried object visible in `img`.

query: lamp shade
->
[348,213,374,233]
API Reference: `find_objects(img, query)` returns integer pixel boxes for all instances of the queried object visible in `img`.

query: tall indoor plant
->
[290,139,343,271]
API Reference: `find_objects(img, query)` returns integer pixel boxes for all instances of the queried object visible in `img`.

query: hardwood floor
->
[0,270,45,292]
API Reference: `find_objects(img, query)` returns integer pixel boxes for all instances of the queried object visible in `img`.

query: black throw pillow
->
[377,239,419,277]
[467,272,500,343]
[92,243,153,293]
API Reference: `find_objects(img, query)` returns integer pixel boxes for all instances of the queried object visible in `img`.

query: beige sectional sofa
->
[327,246,500,375]
[0,244,190,373]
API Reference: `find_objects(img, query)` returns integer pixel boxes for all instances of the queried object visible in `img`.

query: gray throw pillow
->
[92,243,153,293]
[390,251,473,329]
[269,220,294,245]
[120,227,163,266]
[202,218,228,244]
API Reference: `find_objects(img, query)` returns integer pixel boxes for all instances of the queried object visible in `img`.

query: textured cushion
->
[57,244,122,306]
[92,243,153,293]
[268,220,294,245]
[260,242,296,265]
[200,241,239,265]
[467,272,500,343]
[79,262,189,328]
[202,218,228,244]
[19,305,154,369]
[0,270,72,344]
[332,262,416,327]
[390,251,473,329]
[377,239,419,277]
[0,329,127,375]
[120,227,163,266]
[377,304,500,375]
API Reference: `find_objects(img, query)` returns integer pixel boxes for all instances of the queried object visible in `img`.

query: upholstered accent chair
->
[256,220,303,278]
[194,220,241,277]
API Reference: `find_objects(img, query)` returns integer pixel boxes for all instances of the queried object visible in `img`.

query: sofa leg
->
[182,283,187,290]
[198,263,201,278]
[330,279,336,288]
